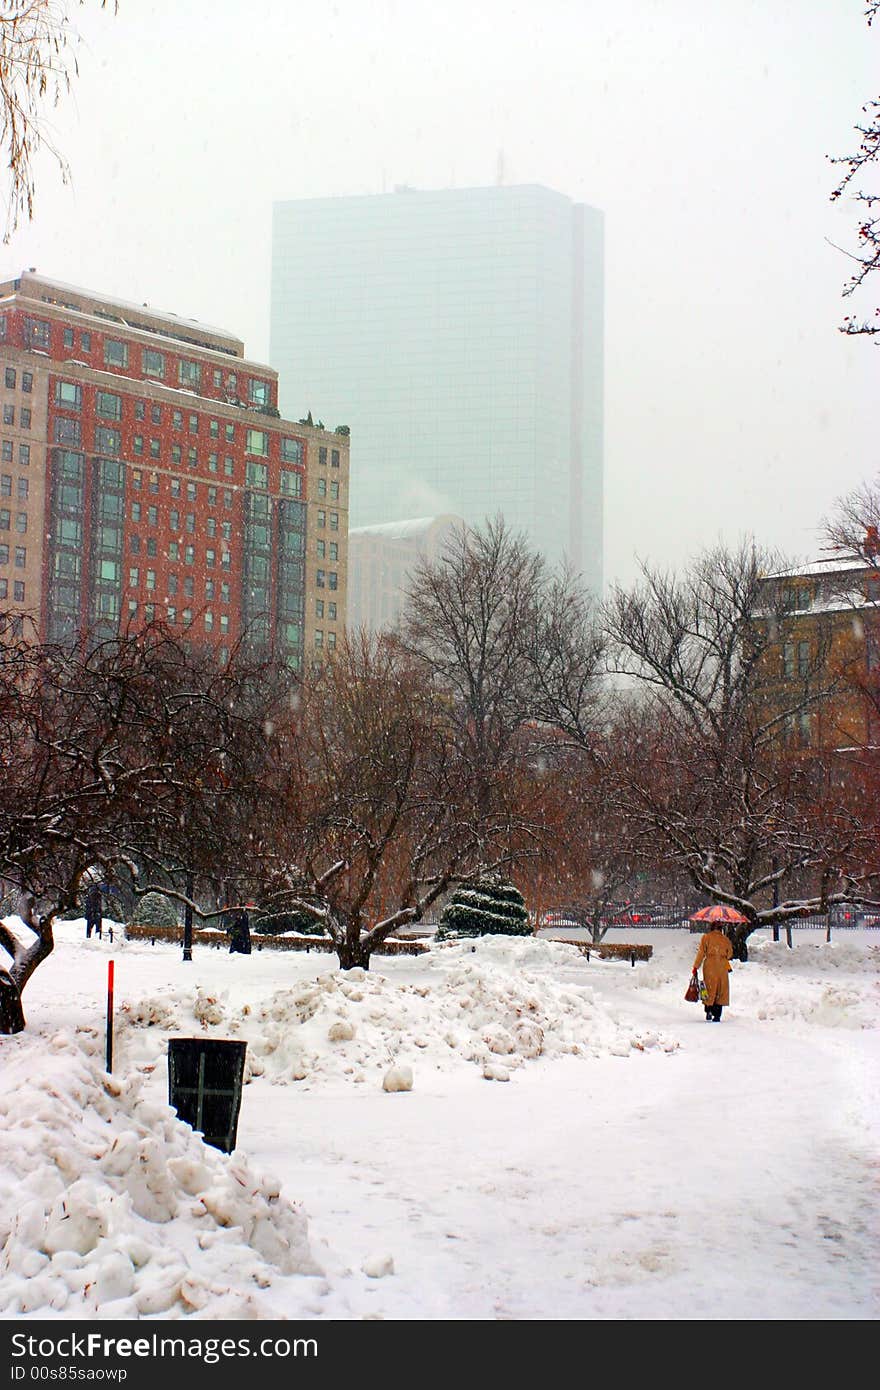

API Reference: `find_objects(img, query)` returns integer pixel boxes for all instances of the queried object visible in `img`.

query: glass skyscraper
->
[270,184,603,589]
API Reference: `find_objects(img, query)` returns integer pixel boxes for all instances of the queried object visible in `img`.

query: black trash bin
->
[167,1038,247,1153]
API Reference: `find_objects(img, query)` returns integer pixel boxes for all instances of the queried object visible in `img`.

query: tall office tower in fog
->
[271,184,603,588]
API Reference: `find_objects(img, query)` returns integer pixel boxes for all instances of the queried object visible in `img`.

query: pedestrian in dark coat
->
[229,910,251,955]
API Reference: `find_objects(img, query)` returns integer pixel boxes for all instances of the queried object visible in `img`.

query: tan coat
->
[693,929,734,1006]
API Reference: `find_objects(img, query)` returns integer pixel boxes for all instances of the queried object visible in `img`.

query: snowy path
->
[255,1019,878,1320]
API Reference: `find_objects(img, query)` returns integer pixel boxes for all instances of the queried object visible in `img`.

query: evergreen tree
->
[437,880,531,939]
[129,891,178,929]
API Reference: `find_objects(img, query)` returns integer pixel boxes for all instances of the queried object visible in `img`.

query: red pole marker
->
[106,960,115,1073]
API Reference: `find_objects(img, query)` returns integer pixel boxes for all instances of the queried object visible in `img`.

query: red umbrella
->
[688,904,749,924]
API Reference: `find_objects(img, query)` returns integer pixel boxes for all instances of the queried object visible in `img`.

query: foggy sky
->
[4,0,875,589]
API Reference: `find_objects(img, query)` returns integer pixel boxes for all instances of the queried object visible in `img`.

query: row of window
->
[0,475,27,499]
[124,599,231,636]
[127,534,232,566]
[16,318,272,405]
[315,570,339,590]
[316,478,342,501]
[315,510,340,530]
[0,544,26,567]
[314,630,337,650]
[129,502,234,541]
[3,368,33,393]
[317,446,342,468]
[315,600,338,621]
[2,404,31,429]
[0,579,25,601]
[315,540,340,561]
[782,641,811,678]
[128,569,232,603]
[0,510,27,533]
[2,440,31,466]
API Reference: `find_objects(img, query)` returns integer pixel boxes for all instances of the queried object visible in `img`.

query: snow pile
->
[0,1030,320,1320]
[747,938,879,1029]
[118,934,679,1087]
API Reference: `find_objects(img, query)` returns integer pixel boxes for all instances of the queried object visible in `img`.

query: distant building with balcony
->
[0,271,349,664]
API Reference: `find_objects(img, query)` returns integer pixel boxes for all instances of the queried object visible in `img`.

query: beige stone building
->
[347,515,463,635]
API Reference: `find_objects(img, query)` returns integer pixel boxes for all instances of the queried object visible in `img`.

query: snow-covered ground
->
[2,920,878,1320]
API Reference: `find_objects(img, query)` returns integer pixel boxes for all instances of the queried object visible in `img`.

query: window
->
[206,517,216,537]
[221,551,231,570]
[14,546,25,567]
[315,600,324,618]
[782,643,795,678]
[205,579,215,600]
[249,379,270,407]
[129,567,139,587]
[179,360,201,389]
[189,414,198,434]
[224,456,234,476]
[317,477,327,498]
[220,582,230,604]
[315,630,324,648]
[146,570,156,591]
[185,545,195,565]
[133,435,144,456]
[143,349,165,379]
[329,542,338,562]
[80,333,91,353]
[13,581,24,602]
[185,512,195,533]
[3,405,13,426]
[206,548,216,568]
[204,610,214,632]
[17,478,27,500]
[0,544,6,564]
[329,512,339,531]
[172,410,183,431]
[171,445,182,465]
[151,403,162,425]
[225,423,235,443]
[168,541,179,561]
[327,631,336,650]
[0,475,8,497]
[166,605,177,625]
[130,535,140,554]
[328,572,338,591]
[245,429,268,457]
[168,574,178,596]
[330,481,339,500]
[20,409,30,430]
[246,461,268,489]
[170,508,180,530]
[316,540,326,559]
[213,369,222,388]
[208,452,219,473]
[95,426,121,455]
[55,380,82,409]
[319,447,327,466]
[223,489,233,509]
[149,438,160,459]
[221,521,232,540]
[4,368,15,389]
[21,373,32,394]
[186,482,196,501]
[100,559,119,583]
[103,339,129,368]
[131,470,142,490]
[316,569,325,589]
[0,509,8,531]
[144,603,155,622]
[134,400,145,421]
[187,447,197,468]
[149,473,159,494]
[170,478,181,498]
[207,486,217,506]
[209,419,219,439]
[219,614,229,635]
[53,418,81,446]
[25,317,50,348]
[184,576,194,598]
[148,506,158,527]
[0,581,6,599]
[63,327,74,349]
[317,509,326,528]
[280,470,302,498]
[146,537,157,557]
[15,513,26,533]
[96,391,122,421]
[797,641,810,677]
[328,602,337,621]
[281,437,303,464]
[331,450,340,469]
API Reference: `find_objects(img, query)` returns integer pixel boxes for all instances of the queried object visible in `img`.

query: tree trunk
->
[728,925,751,963]
[336,938,372,971]
[0,972,25,1034]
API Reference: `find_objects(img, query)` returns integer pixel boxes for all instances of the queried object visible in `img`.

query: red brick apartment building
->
[0,271,349,664]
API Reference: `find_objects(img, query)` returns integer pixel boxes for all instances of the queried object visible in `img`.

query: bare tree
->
[823,476,880,565]
[0,620,285,1031]
[829,2,880,338]
[256,635,529,970]
[0,1,115,240]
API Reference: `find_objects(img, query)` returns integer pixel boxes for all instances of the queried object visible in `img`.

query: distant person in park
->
[692,927,734,1022]
[85,883,103,940]
[229,909,251,956]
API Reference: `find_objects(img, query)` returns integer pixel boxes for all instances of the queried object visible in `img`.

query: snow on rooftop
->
[349,515,463,542]
[12,273,242,349]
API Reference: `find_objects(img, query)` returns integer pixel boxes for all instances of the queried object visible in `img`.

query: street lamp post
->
[183,871,194,963]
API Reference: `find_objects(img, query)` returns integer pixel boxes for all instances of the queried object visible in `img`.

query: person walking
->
[692,926,734,1022]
